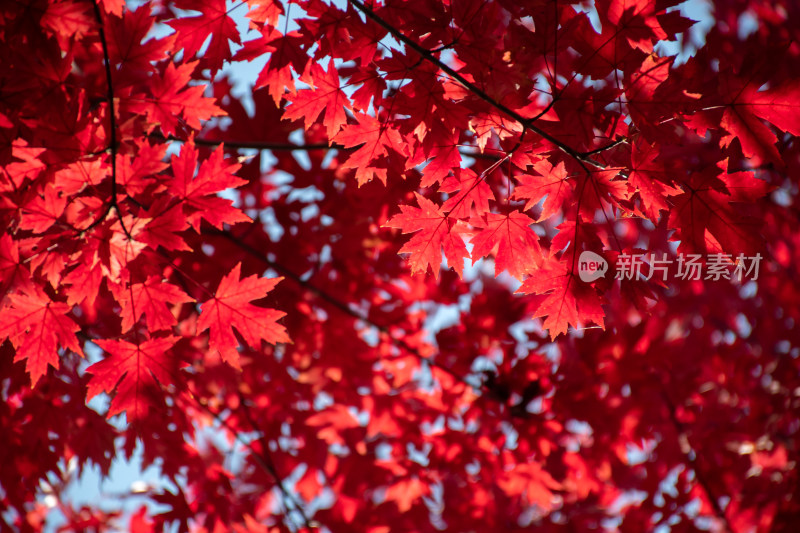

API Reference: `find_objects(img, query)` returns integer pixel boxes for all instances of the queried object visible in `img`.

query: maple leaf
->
[87,336,180,420]
[96,215,149,282]
[624,54,675,134]
[5,140,47,188]
[167,0,241,73]
[116,142,169,196]
[470,211,541,279]
[283,59,351,138]
[54,157,107,196]
[127,61,224,136]
[106,5,175,70]
[197,263,289,369]
[115,277,194,333]
[441,168,494,218]
[40,0,93,49]
[246,0,284,28]
[512,160,574,222]
[718,74,800,165]
[0,287,82,386]
[139,198,192,252]
[407,127,462,188]
[62,261,104,307]
[249,26,308,105]
[0,233,33,295]
[169,142,250,231]
[667,162,772,255]
[18,185,66,233]
[332,113,406,186]
[517,258,605,339]
[627,141,681,220]
[384,193,469,279]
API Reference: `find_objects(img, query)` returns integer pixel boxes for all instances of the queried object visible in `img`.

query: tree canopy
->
[1,0,800,531]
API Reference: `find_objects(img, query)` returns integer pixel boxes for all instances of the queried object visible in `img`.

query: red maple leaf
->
[512,160,574,222]
[470,211,541,279]
[139,198,191,252]
[197,263,289,368]
[116,141,168,197]
[126,61,224,136]
[106,5,175,70]
[0,287,82,386]
[249,26,308,105]
[87,336,180,420]
[40,0,93,51]
[517,258,605,339]
[62,261,104,307]
[18,185,66,233]
[627,141,681,220]
[246,0,284,28]
[332,113,406,186]
[168,142,250,231]
[114,277,194,333]
[441,168,494,219]
[283,59,351,138]
[167,0,241,73]
[668,162,772,255]
[0,233,33,295]
[96,215,149,282]
[719,74,800,165]
[384,193,469,279]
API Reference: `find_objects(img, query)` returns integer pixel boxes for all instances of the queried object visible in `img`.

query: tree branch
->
[235,391,316,530]
[210,229,481,392]
[153,133,502,160]
[89,0,131,238]
[347,0,606,169]
[580,136,627,157]
[192,392,314,531]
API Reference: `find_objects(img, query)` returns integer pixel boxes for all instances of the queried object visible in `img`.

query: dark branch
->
[580,137,627,157]
[347,0,606,170]
[153,133,502,160]
[210,229,478,391]
[193,392,314,531]
[235,392,316,530]
[90,0,131,238]
[196,138,334,151]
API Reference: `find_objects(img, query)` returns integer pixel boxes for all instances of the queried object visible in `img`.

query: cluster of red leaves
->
[1,0,800,532]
